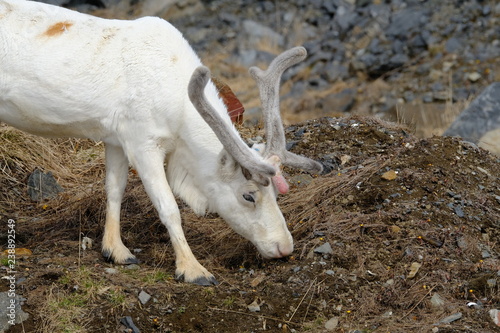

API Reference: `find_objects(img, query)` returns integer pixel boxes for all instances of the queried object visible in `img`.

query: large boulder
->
[444,83,500,155]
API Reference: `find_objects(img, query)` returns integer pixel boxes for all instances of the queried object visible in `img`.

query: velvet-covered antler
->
[249,47,323,174]
[188,66,276,186]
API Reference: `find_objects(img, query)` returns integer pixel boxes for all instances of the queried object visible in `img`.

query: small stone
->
[456,237,468,250]
[433,91,449,101]
[125,264,140,270]
[454,205,465,218]
[403,91,415,102]
[340,154,351,165]
[250,274,266,287]
[446,190,457,197]
[482,250,491,259]
[438,312,462,324]
[381,170,397,180]
[241,20,284,48]
[390,225,401,233]
[423,92,434,103]
[381,311,392,318]
[325,270,335,276]
[138,290,151,305]
[104,268,118,274]
[445,37,462,53]
[247,298,262,312]
[467,72,481,82]
[477,166,491,176]
[383,279,394,287]
[120,316,140,333]
[490,309,500,327]
[325,317,339,330]
[430,293,445,309]
[314,243,333,255]
[407,262,422,279]
[325,61,348,82]
[2,248,32,256]
[442,61,454,72]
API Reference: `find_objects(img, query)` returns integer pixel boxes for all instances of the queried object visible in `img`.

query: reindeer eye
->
[242,193,255,203]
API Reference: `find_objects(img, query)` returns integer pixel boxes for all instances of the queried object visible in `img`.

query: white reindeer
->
[0,0,322,285]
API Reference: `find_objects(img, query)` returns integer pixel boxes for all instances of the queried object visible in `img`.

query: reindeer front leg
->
[102,144,138,264]
[130,146,218,286]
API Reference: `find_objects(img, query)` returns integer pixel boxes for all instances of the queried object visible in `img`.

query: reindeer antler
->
[188,66,276,186]
[249,47,323,174]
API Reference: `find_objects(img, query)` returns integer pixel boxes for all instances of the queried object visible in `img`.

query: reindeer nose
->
[276,242,293,258]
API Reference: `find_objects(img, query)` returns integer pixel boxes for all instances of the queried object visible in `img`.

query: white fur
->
[0,0,293,284]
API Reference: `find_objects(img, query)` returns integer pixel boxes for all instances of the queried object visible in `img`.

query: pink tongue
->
[272,174,289,194]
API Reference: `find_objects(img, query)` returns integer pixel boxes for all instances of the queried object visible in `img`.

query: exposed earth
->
[1,116,499,332]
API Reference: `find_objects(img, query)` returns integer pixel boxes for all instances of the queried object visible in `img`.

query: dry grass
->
[0,126,99,218]
[394,97,472,139]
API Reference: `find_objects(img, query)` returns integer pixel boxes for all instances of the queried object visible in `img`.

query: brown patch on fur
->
[44,21,73,37]
[212,76,245,125]
[170,55,178,63]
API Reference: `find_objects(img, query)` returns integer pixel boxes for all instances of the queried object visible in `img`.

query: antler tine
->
[249,47,323,174]
[188,66,276,186]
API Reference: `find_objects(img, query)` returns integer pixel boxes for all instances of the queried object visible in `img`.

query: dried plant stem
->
[287,277,317,324]
[400,285,436,320]
[208,307,300,326]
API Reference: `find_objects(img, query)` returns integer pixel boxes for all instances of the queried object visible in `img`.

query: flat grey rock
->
[27,169,63,201]
[0,292,29,333]
[444,83,500,144]
[314,242,333,255]
[138,290,151,305]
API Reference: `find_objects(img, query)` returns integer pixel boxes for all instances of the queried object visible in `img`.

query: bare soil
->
[1,116,499,332]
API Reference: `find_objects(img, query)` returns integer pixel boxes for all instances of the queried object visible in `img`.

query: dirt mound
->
[1,117,499,332]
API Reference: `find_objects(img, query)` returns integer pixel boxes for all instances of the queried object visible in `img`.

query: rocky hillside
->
[39,0,500,137]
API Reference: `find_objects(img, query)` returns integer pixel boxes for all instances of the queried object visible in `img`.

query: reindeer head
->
[188,47,323,259]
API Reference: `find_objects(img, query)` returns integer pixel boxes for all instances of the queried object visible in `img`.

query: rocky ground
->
[1,0,500,332]
[1,117,499,332]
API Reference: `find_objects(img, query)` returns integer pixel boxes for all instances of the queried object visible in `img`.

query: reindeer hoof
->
[102,250,139,264]
[122,256,140,264]
[102,249,113,262]
[193,275,219,286]
[175,273,219,286]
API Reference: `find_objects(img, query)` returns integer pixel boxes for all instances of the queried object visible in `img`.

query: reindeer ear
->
[219,150,271,186]
[218,150,239,181]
